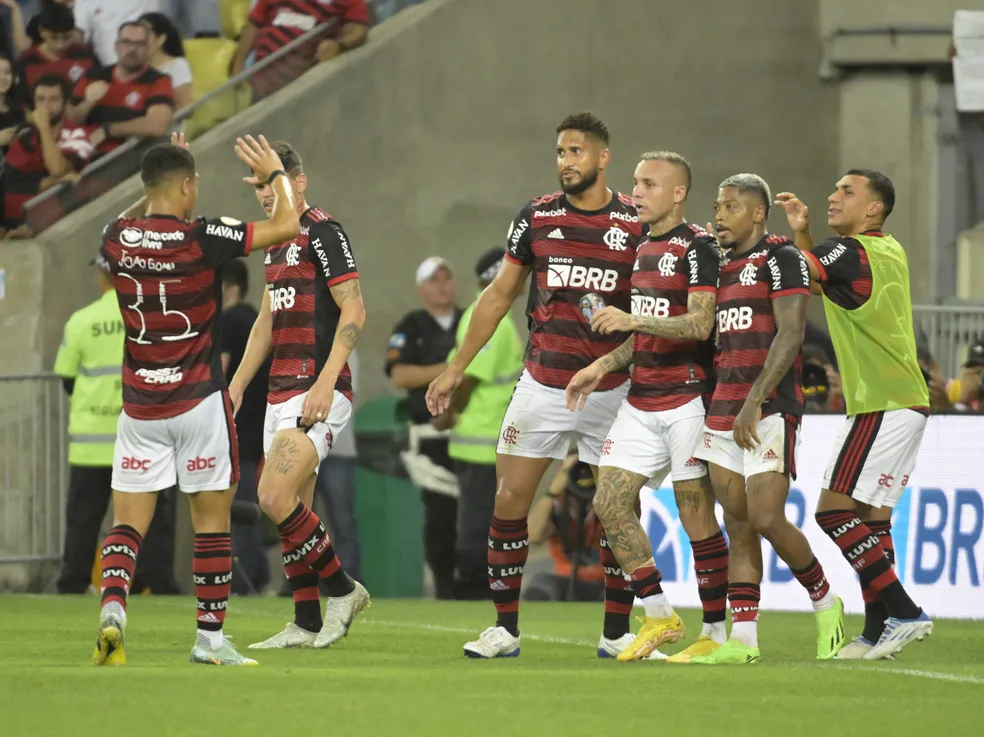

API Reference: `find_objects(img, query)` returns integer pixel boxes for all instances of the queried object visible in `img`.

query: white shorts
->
[113,390,239,494]
[694,413,800,480]
[823,408,927,508]
[496,370,628,466]
[599,396,708,481]
[263,390,352,466]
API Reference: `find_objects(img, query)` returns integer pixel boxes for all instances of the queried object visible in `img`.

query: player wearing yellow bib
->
[776,170,932,662]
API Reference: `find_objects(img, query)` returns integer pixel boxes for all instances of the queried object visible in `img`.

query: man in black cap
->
[433,248,524,598]
[956,340,984,412]
[385,256,463,598]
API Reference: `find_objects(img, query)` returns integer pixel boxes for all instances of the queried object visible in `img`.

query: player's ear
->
[867,200,884,219]
[294,173,308,194]
[674,184,687,205]
[597,146,611,170]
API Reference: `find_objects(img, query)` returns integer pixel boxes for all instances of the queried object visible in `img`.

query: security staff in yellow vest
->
[434,248,523,599]
[53,248,178,594]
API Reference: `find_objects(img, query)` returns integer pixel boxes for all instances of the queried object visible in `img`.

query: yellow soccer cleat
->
[616,613,686,662]
[92,619,126,666]
[666,635,722,664]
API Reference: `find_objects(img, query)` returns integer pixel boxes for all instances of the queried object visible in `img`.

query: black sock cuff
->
[277,502,307,532]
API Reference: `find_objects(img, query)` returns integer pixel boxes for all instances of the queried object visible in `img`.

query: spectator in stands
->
[955,340,984,413]
[72,0,157,66]
[0,53,25,155]
[23,1,84,48]
[525,453,605,603]
[231,0,369,101]
[0,0,30,55]
[140,12,192,110]
[220,258,271,596]
[917,347,953,413]
[1,72,97,239]
[17,4,96,98]
[802,343,844,413]
[67,21,173,157]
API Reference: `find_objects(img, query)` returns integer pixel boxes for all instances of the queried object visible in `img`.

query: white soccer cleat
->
[835,635,876,660]
[248,622,318,650]
[864,613,933,661]
[312,581,371,649]
[463,626,520,658]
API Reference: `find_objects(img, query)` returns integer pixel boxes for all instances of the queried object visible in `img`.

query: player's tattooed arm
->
[631,291,716,341]
[746,293,808,406]
[330,278,364,351]
[592,467,652,572]
[598,336,634,373]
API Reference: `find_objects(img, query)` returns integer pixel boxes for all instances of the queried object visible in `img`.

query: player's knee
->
[591,483,618,525]
[749,507,787,540]
[257,478,295,522]
[493,482,534,517]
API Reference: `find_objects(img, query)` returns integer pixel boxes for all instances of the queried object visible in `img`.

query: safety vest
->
[823,232,929,415]
[53,289,124,466]
[447,294,524,464]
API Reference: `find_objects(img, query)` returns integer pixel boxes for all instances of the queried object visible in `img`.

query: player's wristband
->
[266,170,287,184]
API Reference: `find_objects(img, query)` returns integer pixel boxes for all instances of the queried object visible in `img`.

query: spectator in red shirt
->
[230,0,369,100]
[66,21,173,156]
[17,4,97,97]
[0,53,25,154]
[1,72,98,239]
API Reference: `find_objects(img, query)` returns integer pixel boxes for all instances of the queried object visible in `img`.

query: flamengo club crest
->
[286,243,301,266]
[739,262,758,287]
[658,252,677,277]
[604,225,629,250]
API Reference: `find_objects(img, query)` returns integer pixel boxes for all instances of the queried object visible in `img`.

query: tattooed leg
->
[593,466,652,572]
[674,476,720,541]
[257,428,320,523]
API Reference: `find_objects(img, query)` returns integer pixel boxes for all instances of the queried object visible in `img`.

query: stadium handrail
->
[827,25,950,37]
[23,19,340,217]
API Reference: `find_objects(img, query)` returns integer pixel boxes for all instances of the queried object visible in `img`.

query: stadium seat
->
[182,38,252,140]
[221,0,252,40]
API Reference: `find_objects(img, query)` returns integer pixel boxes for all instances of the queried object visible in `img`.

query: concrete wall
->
[7,0,840,401]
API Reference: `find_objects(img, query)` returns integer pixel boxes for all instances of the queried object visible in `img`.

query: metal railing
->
[24,17,340,234]
[0,374,67,566]
[912,305,984,378]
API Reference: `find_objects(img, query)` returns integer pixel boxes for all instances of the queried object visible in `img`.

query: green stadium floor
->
[2,596,981,737]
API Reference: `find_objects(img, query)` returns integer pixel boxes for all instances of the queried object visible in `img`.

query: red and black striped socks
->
[728,582,760,647]
[488,515,529,637]
[628,562,671,619]
[193,532,232,648]
[600,534,634,639]
[816,510,920,620]
[791,556,836,611]
[99,524,142,611]
[691,531,729,633]
[860,519,894,641]
[277,502,355,631]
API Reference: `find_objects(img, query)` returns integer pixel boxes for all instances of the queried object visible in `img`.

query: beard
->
[560,166,599,196]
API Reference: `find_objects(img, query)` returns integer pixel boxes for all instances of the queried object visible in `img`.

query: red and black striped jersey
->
[70,64,173,155]
[247,0,368,98]
[1,122,98,227]
[264,206,357,405]
[706,235,811,431]
[505,191,643,391]
[103,214,254,420]
[18,43,97,94]
[803,232,876,311]
[628,223,719,412]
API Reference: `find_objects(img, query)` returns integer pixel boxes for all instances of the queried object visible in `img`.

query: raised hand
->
[234,134,284,185]
[774,192,810,234]
[170,131,190,151]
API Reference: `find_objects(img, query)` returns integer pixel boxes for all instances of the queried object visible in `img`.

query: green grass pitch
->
[2,596,982,737]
